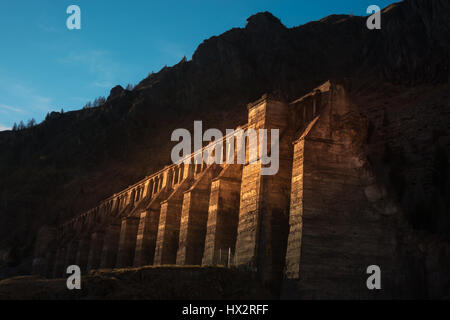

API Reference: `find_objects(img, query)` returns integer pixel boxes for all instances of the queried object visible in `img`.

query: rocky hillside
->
[0,0,448,286]
[0,266,273,300]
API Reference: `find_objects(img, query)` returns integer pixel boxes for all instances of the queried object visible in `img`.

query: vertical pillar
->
[123,193,129,208]
[177,188,211,265]
[75,236,90,274]
[152,177,159,197]
[130,190,136,206]
[116,216,139,268]
[234,96,292,291]
[159,176,163,190]
[154,199,184,265]
[183,162,194,180]
[165,169,174,189]
[179,165,185,182]
[173,168,179,186]
[202,166,242,266]
[112,197,120,214]
[64,240,79,270]
[176,165,222,265]
[133,209,160,266]
[147,180,154,198]
[284,138,305,280]
[139,186,143,200]
[52,246,66,278]
[87,232,105,272]
[100,224,121,268]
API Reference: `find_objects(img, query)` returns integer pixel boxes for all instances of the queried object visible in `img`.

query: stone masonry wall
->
[284,81,399,299]
[202,164,242,266]
[33,80,413,298]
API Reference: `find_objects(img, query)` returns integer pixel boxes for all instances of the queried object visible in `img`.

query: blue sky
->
[0,0,396,131]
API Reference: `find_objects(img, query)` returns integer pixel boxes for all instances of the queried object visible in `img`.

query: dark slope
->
[0,267,273,300]
[0,0,448,277]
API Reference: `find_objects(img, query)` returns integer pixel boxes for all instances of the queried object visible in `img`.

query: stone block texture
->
[39,80,404,298]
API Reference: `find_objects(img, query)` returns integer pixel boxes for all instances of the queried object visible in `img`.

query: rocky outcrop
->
[365,0,450,84]
[107,85,125,101]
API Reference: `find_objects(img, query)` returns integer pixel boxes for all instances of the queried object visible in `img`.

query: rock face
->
[107,85,125,101]
[0,0,449,298]
[374,0,450,84]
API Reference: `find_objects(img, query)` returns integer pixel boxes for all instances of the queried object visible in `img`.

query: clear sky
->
[0,0,396,131]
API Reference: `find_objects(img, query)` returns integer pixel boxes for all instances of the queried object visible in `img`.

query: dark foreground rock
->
[0,266,273,300]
